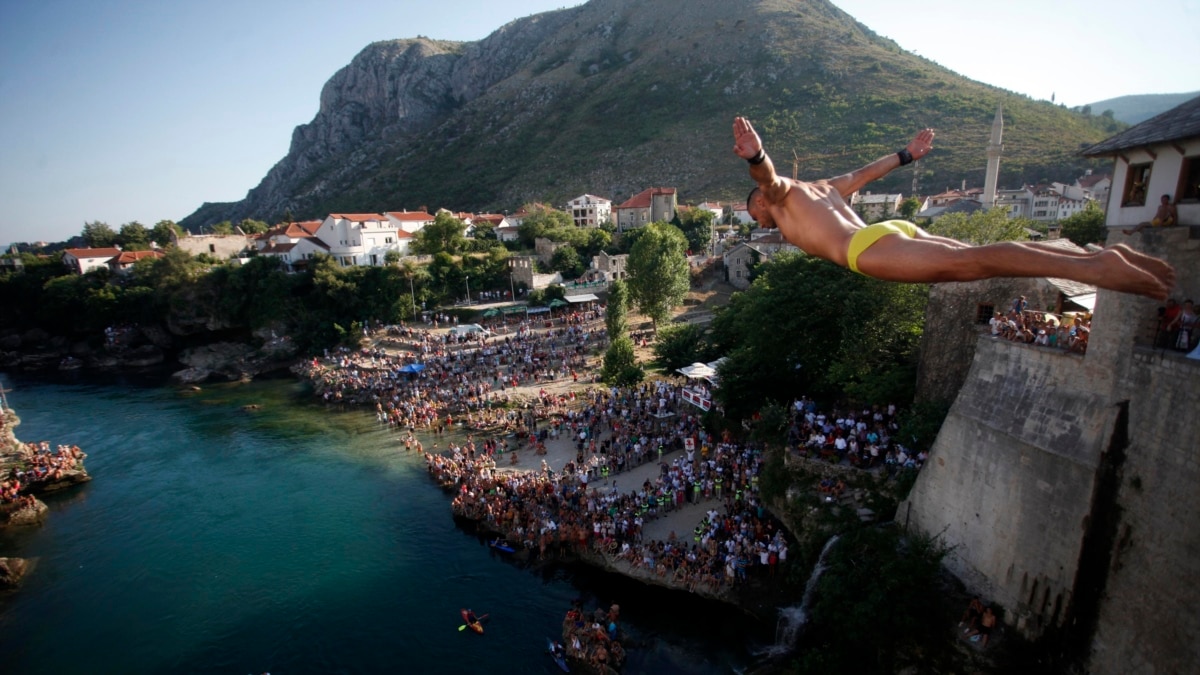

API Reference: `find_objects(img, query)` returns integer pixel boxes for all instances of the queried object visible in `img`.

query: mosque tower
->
[982,105,1003,208]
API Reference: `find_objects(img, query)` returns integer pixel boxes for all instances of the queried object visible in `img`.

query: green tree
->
[626,222,690,330]
[708,253,926,420]
[211,221,234,235]
[1058,201,1108,246]
[601,335,643,386]
[472,222,498,243]
[516,204,573,248]
[82,221,117,247]
[605,279,630,338]
[652,323,710,373]
[797,528,948,674]
[149,220,181,247]
[584,228,612,260]
[238,219,270,235]
[550,245,584,278]
[674,206,715,254]
[410,212,467,255]
[927,207,1030,245]
[118,221,149,250]
[898,196,921,220]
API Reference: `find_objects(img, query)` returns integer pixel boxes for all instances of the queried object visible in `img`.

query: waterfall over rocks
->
[764,534,841,658]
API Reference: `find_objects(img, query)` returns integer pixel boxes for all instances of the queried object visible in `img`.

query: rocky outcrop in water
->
[172,331,299,384]
[0,557,31,588]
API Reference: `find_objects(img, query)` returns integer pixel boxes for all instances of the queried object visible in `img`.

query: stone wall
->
[1084,227,1200,675]
[173,234,252,259]
[902,338,1115,637]
[902,225,1200,673]
[915,276,1074,405]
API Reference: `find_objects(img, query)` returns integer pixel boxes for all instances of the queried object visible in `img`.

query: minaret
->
[982,105,1003,209]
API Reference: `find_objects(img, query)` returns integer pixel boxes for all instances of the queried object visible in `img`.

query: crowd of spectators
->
[296,312,608,431]
[2,441,85,507]
[424,381,790,598]
[561,601,627,670]
[787,397,926,475]
[989,303,1092,354]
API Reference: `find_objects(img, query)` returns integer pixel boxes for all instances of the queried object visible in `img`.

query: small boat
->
[547,637,569,672]
[461,609,484,634]
[490,538,516,553]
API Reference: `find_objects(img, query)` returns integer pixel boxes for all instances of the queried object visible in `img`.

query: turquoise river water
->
[0,373,767,674]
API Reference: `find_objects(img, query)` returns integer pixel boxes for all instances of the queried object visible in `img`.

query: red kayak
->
[461,609,485,634]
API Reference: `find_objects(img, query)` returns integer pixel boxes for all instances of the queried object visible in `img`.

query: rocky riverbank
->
[0,407,92,589]
[0,323,300,384]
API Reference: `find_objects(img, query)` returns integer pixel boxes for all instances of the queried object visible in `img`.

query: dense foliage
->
[0,242,521,354]
[926,207,1035,245]
[707,253,927,420]
[604,280,629,337]
[652,323,713,374]
[1058,201,1108,247]
[796,527,950,674]
[626,222,690,329]
[673,206,715,255]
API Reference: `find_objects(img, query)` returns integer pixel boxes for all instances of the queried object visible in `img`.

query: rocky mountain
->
[181,0,1123,229]
[1084,91,1200,125]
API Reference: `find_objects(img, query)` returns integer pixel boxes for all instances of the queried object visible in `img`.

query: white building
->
[62,247,121,274]
[849,192,904,222]
[256,220,329,270]
[731,202,752,225]
[566,194,612,228]
[1083,94,1200,230]
[385,210,435,234]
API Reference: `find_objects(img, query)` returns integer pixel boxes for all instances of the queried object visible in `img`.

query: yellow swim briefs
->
[846,220,920,274]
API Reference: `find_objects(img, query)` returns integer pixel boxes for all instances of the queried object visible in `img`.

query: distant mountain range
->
[1082,92,1199,126]
[181,0,1128,230]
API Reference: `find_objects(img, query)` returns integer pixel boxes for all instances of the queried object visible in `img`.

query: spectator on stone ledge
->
[1168,299,1198,352]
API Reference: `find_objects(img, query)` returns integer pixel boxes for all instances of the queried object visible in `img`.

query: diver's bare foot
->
[1092,249,1170,300]
[1108,243,1177,290]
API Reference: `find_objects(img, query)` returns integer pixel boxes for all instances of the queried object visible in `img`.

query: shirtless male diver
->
[733,116,1175,300]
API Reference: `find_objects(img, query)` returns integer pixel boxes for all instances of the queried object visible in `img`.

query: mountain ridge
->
[1083,91,1200,125]
[181,0,1123,230]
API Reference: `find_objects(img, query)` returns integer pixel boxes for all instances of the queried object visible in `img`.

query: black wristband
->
[748,149,766,165]
[897,148,913,166]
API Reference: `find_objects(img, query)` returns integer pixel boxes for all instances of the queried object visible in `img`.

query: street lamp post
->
[464,275,471,306]
[409,275,417,319]
[509,273,516,301]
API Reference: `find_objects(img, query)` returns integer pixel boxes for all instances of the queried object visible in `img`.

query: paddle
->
[458,613,489,631]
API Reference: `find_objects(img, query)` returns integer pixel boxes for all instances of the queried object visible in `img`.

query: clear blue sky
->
[2,0,1197,247]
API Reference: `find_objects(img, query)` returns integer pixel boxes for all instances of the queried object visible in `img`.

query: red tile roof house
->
[614,187,677,232]
[110,249,164,272]
[62,247,122,274]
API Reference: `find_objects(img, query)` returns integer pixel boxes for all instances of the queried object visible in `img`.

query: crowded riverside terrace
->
[299,307,926,607]
[426,384,788,600]
[295,312,606,429]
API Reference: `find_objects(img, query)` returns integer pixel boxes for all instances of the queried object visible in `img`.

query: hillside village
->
[51,126,1114,296]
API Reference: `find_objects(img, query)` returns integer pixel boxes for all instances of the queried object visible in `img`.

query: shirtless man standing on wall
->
[733,116,1175,300]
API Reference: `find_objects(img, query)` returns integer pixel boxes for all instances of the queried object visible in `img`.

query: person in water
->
[733,116,1175,300]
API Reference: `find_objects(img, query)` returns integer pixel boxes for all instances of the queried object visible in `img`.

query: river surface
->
[0,373,767,674]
